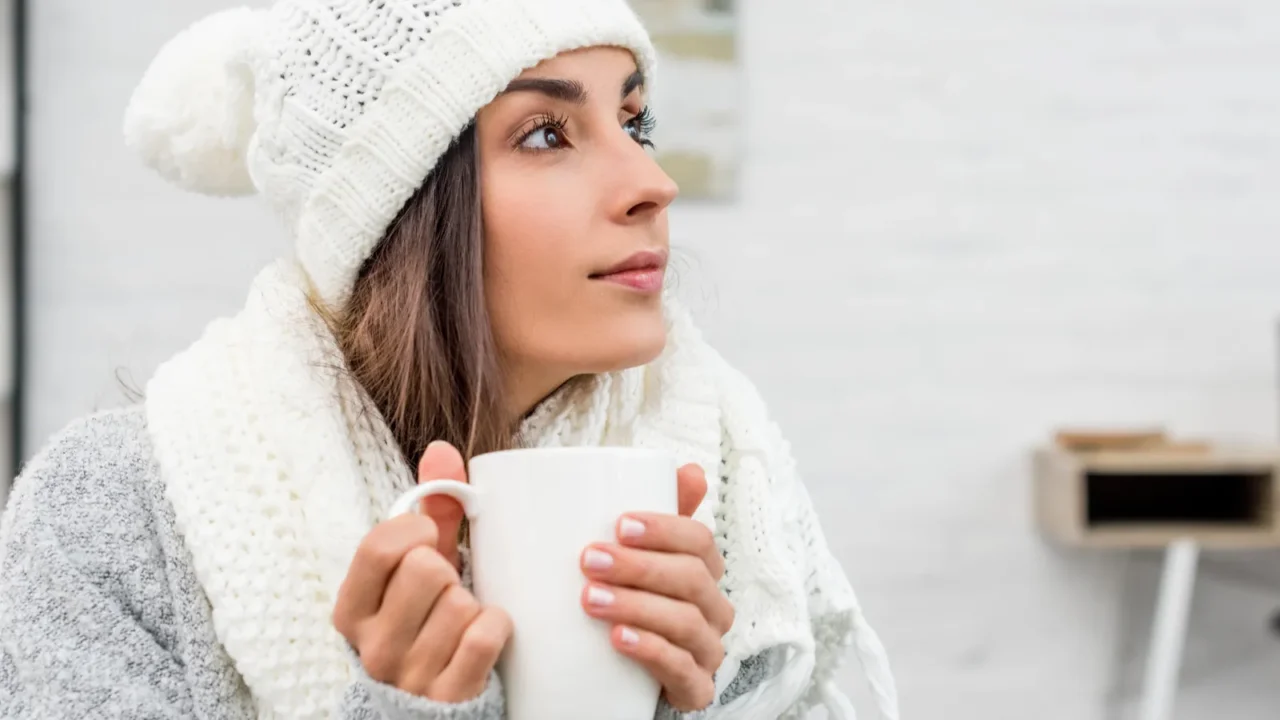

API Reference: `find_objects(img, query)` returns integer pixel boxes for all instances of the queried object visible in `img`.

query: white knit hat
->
[124,0,657,307]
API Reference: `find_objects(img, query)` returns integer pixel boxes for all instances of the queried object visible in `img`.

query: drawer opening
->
[1085,470,1274,527]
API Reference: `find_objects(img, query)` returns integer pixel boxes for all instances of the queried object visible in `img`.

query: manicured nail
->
[587,586,616,607]
[619,626,640,646]
[618,517,646,539]
[583,548,614,571]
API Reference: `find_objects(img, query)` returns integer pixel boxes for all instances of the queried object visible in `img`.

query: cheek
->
[479,162,667,375]
[482,172,589,341]
[484,173,579,281]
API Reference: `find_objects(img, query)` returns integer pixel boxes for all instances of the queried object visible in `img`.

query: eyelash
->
[516,112,569,150]
[630,107,657,147]
[512,107,658,152]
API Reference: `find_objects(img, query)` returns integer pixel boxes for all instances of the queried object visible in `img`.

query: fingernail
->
[619,626,640,646]
[619,517,646,539]
[583,548,614,571]
[587,586,616,607]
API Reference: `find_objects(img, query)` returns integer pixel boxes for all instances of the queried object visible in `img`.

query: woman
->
[0,1,898,718]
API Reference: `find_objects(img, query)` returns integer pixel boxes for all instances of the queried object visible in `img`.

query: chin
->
[584,311,668,373]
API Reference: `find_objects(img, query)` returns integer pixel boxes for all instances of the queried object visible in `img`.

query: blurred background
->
[3,0,1280,718]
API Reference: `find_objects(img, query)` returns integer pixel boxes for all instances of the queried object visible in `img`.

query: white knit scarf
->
[145,260,898,719]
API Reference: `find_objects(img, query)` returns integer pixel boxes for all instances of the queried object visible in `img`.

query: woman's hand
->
[333,442,513,702]
[579,464,734,712]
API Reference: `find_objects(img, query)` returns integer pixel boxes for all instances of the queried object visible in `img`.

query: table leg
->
[1139,538,1200,720]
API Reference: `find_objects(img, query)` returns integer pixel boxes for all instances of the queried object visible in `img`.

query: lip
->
[590,250,668,293]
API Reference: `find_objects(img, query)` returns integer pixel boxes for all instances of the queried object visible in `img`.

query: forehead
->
[514,46,640,84]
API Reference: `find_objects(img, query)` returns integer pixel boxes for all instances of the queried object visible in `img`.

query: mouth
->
[589,249,669,293]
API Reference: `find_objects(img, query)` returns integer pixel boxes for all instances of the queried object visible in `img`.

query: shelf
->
[1033,445,1280,549]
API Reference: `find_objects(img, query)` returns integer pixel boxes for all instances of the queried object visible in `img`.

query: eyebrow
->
[501,77,586,104]
[620,70,645,99]
[500,70,646,104]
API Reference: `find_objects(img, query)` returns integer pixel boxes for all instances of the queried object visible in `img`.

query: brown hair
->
[322,125,514,468]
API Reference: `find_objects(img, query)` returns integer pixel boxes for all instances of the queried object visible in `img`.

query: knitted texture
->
[143,260,900,719]
[0,407,506,720]
[124,0,657,308]
[0,406,773,719]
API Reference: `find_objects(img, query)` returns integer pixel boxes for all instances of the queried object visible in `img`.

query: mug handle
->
[387,480,482,520]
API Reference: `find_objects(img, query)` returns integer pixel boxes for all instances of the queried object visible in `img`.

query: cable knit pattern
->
[125,0,656,309]
[143,260,898,719]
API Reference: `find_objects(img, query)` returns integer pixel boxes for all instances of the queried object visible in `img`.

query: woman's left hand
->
[580,463,735,712]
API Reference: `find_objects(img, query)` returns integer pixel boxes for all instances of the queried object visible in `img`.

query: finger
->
[432,606,513,703]
[335,514,440,631]
[583,584,723,672]
[615,513,724,581]
[358,547,460,686]
[581,545,735,634]
[418,440,469,569]
[676,463,708,518]
[399,585,481,693]
[611,625,715,712]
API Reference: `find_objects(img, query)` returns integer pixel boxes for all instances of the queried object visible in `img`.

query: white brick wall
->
[24,1,1280,717]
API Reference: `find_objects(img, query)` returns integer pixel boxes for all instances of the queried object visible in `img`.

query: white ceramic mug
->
[388,447,678,720]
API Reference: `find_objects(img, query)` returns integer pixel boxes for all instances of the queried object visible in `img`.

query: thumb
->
[417,440,469,570]
[676,463,708,518]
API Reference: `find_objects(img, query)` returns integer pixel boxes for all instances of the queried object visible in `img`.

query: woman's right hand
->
[332,441,512,702]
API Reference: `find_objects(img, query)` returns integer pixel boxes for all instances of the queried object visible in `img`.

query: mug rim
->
[471,446,673,463]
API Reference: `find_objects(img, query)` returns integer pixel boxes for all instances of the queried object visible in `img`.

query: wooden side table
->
[1034,439,1280,720]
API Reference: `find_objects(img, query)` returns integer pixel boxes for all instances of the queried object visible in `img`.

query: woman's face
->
[476,47,678,406]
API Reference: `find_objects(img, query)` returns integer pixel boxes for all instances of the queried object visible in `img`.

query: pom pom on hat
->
[123,8,264,197]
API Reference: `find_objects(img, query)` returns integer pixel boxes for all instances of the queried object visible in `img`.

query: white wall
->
[25,1,1280,718]
[25,1,284,452]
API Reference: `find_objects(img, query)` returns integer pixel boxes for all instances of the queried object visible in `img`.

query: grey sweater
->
[0,407,767,719]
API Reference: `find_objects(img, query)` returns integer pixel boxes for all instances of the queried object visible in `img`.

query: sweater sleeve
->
[650,650,777,719]
[0,411,506,720]
[340,647,505,720]
[0,415,223,719]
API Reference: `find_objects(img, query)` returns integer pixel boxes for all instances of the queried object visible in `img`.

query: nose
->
[605,140,679,224]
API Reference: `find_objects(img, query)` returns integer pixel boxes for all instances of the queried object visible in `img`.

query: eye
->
[624,106,657,148]
[522,126,564,150]
[517,115,569,151]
